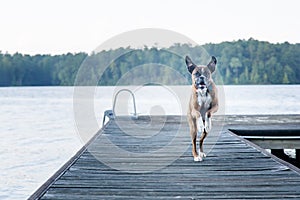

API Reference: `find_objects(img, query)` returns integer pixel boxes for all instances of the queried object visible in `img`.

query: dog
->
[186,56,218,162]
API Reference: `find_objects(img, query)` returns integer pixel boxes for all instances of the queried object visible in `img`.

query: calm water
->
[0,85,300,199]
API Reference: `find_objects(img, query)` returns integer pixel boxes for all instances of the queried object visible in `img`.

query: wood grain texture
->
[30,115,300,199]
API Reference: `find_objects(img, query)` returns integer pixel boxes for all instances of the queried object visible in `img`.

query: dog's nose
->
[199,76,205,84]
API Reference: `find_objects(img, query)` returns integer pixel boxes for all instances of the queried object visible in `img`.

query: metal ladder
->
[102,89,138,126]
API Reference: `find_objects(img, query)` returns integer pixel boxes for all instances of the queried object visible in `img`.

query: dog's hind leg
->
[199,130,207,158]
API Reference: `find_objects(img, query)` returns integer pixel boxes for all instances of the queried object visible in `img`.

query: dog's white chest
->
[197,92,212,110]
[197,92,212,119]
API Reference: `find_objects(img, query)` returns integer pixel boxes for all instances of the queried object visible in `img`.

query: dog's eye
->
[194,72,201,77]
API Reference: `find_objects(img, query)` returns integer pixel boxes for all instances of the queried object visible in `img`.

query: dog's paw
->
[197,117,205,133]
[194,156,203,162]
[199,152,206,158]
[204,115,211,133]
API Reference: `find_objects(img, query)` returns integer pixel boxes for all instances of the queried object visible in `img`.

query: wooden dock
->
[30,115,300,199]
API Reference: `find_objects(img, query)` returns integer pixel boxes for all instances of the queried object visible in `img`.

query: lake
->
[0,85,300,199]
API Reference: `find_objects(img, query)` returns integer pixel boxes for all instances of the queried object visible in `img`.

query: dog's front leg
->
[196,114,206,161]
[191,109,205,134]
[188,116,198,161]
[204,113,211,133]
[199,130,207,158]
[196,116,205,134]
[190,110,204,162]
[197,115,206,161]
[195,113,208,159]
[205,101,218,133]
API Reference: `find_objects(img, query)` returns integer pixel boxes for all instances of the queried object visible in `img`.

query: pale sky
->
[0,0,299,55]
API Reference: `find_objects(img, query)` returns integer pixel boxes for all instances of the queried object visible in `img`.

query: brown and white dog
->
[186,56,218,162]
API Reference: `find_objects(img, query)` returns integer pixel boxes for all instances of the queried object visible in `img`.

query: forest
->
[0,38,299,86]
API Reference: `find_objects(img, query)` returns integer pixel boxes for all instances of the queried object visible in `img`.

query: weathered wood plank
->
[29,115,300,199]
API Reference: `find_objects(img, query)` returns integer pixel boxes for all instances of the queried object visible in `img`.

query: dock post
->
[296,149,300,163]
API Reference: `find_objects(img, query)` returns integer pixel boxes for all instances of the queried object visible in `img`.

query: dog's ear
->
[185,56,196,74]
[207,56,217,73]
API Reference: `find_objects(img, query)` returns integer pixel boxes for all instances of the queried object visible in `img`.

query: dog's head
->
[185,56,217,92]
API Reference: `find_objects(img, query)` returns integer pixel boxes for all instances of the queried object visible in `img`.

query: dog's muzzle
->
[195,75,207,90]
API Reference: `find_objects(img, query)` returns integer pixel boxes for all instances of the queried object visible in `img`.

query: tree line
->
[0,38,299,86]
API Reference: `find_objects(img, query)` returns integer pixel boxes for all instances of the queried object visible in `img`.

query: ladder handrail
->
[112,89,137,117]
[103,89,138,126]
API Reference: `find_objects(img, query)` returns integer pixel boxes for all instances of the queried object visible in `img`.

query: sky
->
[0,0,299,55]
